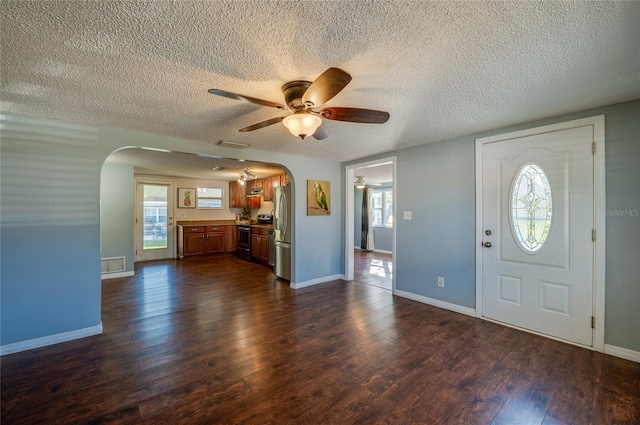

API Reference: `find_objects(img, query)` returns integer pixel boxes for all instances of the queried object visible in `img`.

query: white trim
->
[0,322,103,356]
[101,270,134,280]
[345,157,396,289]
[475,115,606,351]
[394,289,476,317]
[592,115,606,352]
[373,249,393,254]
[290,274,345,289]
[604,344,640,363]
[134,177,176,262]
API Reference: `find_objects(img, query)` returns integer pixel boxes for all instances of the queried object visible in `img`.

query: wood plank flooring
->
[354,250,392,291]
[2,253,639,424]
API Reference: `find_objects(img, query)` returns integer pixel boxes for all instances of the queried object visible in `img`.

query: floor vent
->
[101,256,126,274]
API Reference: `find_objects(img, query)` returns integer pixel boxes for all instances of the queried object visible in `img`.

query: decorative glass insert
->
[510,163,552,253]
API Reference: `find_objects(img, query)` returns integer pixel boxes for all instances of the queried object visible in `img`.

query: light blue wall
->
[1,116,102,345]
[100,163,134,272]
[373,227,393,253]
[344,99,640,353]
[395,137,476,307]
[0,112,342,348]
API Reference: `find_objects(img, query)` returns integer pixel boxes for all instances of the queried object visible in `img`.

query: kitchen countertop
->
[176,220,273,229]
[176,220,239,226]
[251,224,274,229]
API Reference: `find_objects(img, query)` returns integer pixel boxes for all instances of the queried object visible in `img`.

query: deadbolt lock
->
[485,230,492,236]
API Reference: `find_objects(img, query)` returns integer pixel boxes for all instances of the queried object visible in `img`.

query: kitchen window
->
[197,187,223,208]
[371,188,393,226]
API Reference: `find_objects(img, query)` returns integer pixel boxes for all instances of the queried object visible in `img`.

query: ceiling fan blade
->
[208,88,287,110]
[317,107,390,124]
[311,123,329,140]
[302,68,352,107]
[239,116,286,132]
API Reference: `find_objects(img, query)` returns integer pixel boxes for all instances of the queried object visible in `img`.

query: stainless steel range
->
[236,225,252,261]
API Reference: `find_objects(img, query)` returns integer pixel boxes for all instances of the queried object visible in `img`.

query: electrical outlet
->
[437,276,444,287]
[403,211,412,220]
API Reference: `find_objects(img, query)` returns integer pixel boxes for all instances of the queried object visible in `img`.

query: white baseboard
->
[291,274,346,289]
[101,271,134,280]
[373,249,392,254]
[393,289,476,317]
[0,322,103,356]
[604,344,640,363]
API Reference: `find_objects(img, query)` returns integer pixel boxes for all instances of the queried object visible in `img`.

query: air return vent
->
[216,140,249,148]
[101,256,126,274]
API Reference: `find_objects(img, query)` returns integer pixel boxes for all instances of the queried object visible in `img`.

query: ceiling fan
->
[354,176,381,189]
[208,68,390,140]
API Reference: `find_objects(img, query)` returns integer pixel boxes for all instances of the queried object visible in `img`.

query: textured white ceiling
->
[2,1,639,167]
[107,148,286,181]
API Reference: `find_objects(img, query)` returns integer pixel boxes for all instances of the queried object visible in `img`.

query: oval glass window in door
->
[510,163,552,253]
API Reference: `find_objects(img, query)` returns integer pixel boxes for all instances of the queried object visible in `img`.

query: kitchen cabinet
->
[229,181,246,208]
[263,175,281,202]
[178,225,230,258]
[205,226,226,253]
[251,227,270,265]
[225,225,237,252]
[281,172,290,186]
[249,178,263,191]
[262,176,273,201]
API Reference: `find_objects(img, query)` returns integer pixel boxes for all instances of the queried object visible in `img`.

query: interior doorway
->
[345,157,396,291]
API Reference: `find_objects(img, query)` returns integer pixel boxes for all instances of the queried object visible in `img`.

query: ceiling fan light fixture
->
[283,111,322,139]
[355,176,366,190]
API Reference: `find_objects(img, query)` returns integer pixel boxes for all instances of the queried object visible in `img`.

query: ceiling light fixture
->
[355,176,366,190]
[282,110,322,139]
[237,168,256,185]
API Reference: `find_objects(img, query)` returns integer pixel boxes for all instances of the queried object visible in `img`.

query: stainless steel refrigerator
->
[274,185,292,281]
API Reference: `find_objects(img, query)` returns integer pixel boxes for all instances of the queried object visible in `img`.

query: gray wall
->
[344,99,640,353]
[100,163,134,273]
[1,112,342,348]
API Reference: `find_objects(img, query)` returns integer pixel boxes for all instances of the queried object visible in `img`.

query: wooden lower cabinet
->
[178,225,235,258]
[205,226,226,253]
[251,227,270,265]
[225,225,237,252]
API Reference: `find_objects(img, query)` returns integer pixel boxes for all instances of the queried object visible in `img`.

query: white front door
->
[481,125,595,346]
[135,181,175,261]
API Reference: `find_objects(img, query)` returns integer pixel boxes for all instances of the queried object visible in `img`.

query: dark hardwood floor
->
[354,249,392,291]
[2,254,639,424]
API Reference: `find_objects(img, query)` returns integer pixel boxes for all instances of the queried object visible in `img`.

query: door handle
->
[483,242,492,248]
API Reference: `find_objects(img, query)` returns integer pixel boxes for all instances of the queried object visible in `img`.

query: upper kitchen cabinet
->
[229,181,246,208]
[281,173,290,186]
[249,178,263,191]
[263,175,281,202]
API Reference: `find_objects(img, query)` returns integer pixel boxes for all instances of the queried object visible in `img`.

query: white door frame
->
[134,177,176,261]
[345,157,396,289]
[475,116,606,351]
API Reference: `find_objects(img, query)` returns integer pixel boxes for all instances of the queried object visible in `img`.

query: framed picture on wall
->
[177,188,195,208]
[307,180,331,215]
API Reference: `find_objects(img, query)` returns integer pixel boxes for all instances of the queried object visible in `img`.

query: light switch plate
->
[403,211,412,220]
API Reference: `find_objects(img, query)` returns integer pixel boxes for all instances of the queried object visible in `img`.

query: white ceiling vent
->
[216,140,249,149]
[101,256,126,274]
